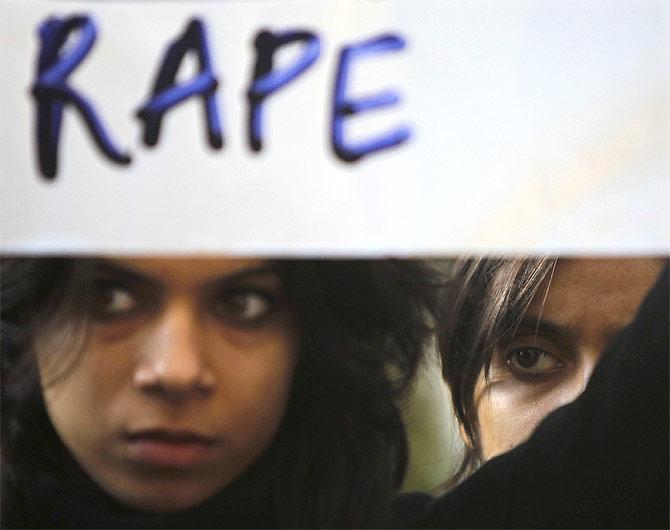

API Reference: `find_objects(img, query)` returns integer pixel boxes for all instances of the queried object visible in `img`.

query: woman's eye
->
[506,347,564,375]
[92,283,139,318]
[213,290,275,325]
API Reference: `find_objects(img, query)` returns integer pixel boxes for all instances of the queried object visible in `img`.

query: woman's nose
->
[133,300,214,399]
[574,349,601,394]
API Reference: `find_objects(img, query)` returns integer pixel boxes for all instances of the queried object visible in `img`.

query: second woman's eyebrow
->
[517,316,573,340]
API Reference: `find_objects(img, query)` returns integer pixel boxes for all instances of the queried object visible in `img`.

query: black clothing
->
[395,265,669,528]
[2,393,277,529]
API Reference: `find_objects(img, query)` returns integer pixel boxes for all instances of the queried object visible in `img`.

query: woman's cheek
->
[477,380,568,459]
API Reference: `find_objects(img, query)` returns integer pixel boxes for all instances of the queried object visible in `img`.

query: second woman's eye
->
[506,347,564,375]
[212,289,276,326]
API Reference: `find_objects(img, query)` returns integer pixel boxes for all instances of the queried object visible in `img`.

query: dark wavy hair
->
[1,257,441,528]
[437,256,556,489]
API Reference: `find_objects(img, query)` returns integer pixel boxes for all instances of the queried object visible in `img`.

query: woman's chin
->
[101,475,224,513]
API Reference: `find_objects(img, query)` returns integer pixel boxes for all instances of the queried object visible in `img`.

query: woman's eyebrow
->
[93,260,280,291]
[92,260,164,290]
[517,315,573,339]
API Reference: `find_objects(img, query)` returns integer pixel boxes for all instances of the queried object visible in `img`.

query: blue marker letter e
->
[331,34,410,163]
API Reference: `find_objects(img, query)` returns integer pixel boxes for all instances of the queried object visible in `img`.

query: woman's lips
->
[124,429,218,468]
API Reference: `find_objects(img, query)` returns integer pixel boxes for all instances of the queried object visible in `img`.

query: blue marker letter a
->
[137,18,223,149]
[32,15,131,180]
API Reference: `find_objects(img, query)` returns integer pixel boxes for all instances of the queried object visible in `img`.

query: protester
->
[394,260,668,528]
[439,257,664,482]
[1,256,440,528]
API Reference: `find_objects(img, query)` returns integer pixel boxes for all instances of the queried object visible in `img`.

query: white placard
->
[1,0,668,255]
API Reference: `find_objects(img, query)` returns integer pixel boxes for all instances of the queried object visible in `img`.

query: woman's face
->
[37,258,297,512]
[474,258,663,460]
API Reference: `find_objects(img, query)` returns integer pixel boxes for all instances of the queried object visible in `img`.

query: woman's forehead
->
[96,257,274,285]
[526,258,663,331]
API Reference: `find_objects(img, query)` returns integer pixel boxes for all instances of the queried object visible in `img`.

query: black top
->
[394,265,669,528]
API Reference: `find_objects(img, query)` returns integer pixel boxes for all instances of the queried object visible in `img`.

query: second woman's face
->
[37,258,297,512]
[474,258,663,460]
